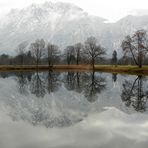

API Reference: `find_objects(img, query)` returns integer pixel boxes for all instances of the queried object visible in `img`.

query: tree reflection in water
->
[15,71,106,102]
[64,71,84,93]
[83,72,106,102]
[112,73,117,82]
[65,72,76,91]
[47,70,60,94]
[121,75,148,112]
[64,71,106,102]
[30,71,46,98]
[16,71,29,95]
[15,71,61,97]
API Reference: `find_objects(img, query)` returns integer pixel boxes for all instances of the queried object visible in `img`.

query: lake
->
[0,71,148,148]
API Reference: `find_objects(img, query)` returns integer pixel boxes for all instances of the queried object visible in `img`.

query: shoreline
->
[0,65,147,75]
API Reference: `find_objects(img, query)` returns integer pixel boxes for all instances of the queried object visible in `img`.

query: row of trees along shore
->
[0,29,148,68]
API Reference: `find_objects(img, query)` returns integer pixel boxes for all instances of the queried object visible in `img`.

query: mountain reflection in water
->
[0,71,148,128]
[0,71,148,148]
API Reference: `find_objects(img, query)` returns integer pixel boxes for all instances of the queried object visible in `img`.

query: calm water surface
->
[0,71,148,148]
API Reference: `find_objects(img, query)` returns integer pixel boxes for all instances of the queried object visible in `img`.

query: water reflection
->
[47,70,60,94]
[1,71,148,129]
[16,72,27,94]
[63,71,106,102]
[121,75,148,112]
[2,71,148,113]
[64,72,84,93]
[0,72,148,148]
[0,71,107,127]
[112,73,117,82]
[30,71,46,97]
[83,72,106,102]
[65,71,78,91]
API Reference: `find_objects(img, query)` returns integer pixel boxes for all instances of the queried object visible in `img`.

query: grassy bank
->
[94,65,148,75]
[0,65,91,71]
[0,65,148,75]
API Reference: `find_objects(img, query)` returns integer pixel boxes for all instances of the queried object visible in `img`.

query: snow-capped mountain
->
[0,2,106,53]
[0,2,148,56]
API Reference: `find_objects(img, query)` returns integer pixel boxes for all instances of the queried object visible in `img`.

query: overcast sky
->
[1,0,148,22]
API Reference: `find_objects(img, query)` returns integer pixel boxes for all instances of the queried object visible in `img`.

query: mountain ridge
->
[0,1,147,57]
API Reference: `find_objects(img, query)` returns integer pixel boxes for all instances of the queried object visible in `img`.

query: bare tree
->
[46,43,60,68]
[84,37,106,70]
[25,50,34,65]
[74,43,83,65]
[30,39,45,68]
[64,46,75,65]
[16,41,28,66]
[121,30,148,68]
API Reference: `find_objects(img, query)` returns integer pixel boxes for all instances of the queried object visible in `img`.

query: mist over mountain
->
[0,2,148,56]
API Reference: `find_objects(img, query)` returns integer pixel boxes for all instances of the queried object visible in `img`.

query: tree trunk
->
[92,57,95,71]
[76,56,79,65]
[37,58,39,69]
[48,49,52,69]
[138,53,142,68]
[76,50,80,65]
[48,59,51,67]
